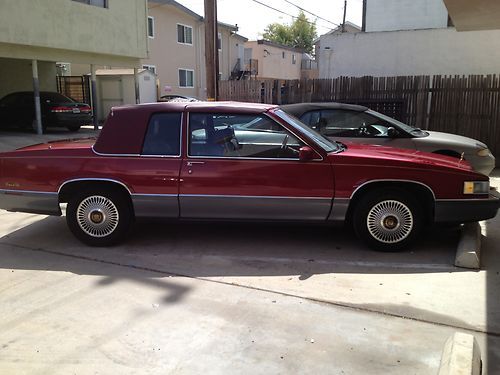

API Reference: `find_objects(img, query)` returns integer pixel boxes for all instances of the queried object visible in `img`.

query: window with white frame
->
[147,16,155,38]
[179,69,194,87]
[142,65,157,74]
[73,0,108,8]
[177,24,193,45]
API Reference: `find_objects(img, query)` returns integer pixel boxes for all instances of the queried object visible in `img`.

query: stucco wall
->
[318,28,500,78]
[0,58,57,99]
[0,0,148,61]
[142,4,204,98]
[218,29,245,81]
[245,41,302,80]
[365,0,449,32]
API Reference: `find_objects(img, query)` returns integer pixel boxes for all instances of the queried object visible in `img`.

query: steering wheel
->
[357,124,370,136]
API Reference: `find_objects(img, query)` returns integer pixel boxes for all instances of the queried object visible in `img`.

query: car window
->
[189,113,304,159]
[313,109,393,138]
[300,111,321,129]
[41,92,74,104]
[142,113,182,156]
[0,93,22,107]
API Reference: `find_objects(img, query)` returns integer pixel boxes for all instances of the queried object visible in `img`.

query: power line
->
[282,0,340,27]
[249,0,334,30]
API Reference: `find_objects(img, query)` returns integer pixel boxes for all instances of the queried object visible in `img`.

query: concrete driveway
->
[0,130,499,373]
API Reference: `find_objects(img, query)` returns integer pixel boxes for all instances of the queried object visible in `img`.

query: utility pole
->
[204,0,218,100]
[342,0,347,32]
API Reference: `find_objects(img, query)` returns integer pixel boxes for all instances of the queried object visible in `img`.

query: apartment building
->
[143,0,246,99]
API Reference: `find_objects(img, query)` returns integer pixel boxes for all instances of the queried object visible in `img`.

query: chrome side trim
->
[179,194,330,200]
[0,189,57,195]
[349,179,436,201]
[131,193,177,198]
[91,146,140,157]
[435,198,496,202]
[328,198,350,222]
[58,178,133,195]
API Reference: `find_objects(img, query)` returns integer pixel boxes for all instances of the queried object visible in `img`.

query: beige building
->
[143,0,246,99]
[0,0,148,131]
[243,40,303,80]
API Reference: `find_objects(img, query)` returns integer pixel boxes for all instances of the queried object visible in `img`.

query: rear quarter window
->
[142,113,182,156]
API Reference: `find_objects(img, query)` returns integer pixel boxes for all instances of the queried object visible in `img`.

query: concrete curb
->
[438,332,481,375]
[455,223,481,269]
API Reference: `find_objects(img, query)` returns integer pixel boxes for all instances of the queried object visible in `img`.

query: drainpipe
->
[32,60,43,135]
[134,67,140,104]
[90,64,99,130]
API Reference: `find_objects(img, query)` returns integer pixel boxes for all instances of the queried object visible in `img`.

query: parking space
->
[0,133,499,373]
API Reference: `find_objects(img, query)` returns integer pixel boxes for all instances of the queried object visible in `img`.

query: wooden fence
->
[219,75,500,162]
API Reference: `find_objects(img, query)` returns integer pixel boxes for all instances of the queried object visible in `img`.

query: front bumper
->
[434,190,500,223]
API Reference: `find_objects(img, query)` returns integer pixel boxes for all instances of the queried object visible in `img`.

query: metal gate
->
[56,75,91,104]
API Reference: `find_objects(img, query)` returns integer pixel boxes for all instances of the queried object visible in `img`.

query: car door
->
[179,112,334,221]
[303,109,416,150]
[125,112,183,218]
[0,93,25,127]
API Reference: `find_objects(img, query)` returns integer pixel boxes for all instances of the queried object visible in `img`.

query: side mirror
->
[387,127,398,138]
[299,146,316,162]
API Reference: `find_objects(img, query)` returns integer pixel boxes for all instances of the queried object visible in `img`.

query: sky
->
[174,0,364,40]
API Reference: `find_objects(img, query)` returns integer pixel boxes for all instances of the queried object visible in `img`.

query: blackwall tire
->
[66,189,132,246]
[353,189,423,252]
[67,125,81,132]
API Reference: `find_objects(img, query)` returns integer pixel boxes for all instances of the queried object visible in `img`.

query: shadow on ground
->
[0,215,462,278]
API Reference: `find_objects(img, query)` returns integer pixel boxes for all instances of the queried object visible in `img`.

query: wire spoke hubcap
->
[367,200,413,244]
[76,196,119,238]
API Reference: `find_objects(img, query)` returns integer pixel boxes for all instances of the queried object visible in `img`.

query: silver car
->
[282,103,495,176]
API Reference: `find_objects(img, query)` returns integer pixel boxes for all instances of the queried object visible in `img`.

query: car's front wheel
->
[353,189,422,251]
[66,189,132,246]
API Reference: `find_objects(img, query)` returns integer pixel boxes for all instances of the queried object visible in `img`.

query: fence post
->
[425,76,433,130]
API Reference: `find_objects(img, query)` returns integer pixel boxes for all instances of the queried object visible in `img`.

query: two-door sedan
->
[0,102,498,251]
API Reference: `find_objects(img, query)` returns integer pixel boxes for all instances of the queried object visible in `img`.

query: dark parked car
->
[0,91,92,132]
[0,102,498,251]
[281,103,495,176]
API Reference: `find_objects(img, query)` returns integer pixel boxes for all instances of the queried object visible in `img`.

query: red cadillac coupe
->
[0,102,498,251]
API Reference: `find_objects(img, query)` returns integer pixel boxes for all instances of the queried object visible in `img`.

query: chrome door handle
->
[187,161,205,166]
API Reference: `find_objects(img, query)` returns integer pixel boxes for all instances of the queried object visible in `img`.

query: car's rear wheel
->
[353,189,422,251]
[67,125,81,132]
[66,189,132,246]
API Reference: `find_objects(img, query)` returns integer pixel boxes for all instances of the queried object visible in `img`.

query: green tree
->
[262,11,317,54]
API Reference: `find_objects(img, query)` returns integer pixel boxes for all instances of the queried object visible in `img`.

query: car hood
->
[331,142,473,172]
[423,131,488,151]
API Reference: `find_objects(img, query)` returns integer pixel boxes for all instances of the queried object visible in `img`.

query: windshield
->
[273,109,339,152]
[367,110,428,137]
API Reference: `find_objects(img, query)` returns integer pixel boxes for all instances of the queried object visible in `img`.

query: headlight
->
[477,148,491,157]
[463,181,489,194]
